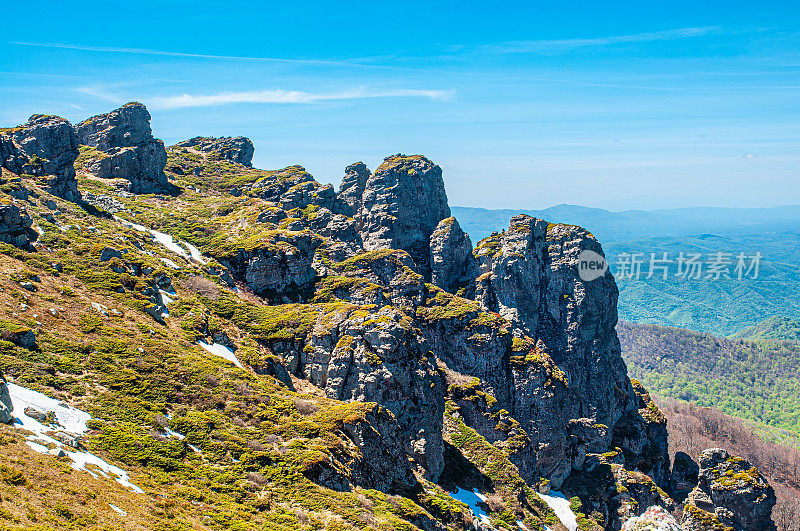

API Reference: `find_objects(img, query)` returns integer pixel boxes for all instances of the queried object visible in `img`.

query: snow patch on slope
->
[7,382,143,493]
[537,491,577,531]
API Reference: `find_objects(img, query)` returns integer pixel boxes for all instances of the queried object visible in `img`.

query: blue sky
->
[2,1,799,209]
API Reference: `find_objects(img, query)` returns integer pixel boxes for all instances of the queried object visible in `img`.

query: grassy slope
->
[0,152,565,530]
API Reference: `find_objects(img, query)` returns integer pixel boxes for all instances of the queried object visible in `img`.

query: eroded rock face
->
[75,102,168,193]
[174,136,254,166]
[297,305,445,481]
[358,155,450,279]
[671,451,700,502]
[335,162,370,219]
[0,373,12,424]
[470,215,669,489]
[220,231,321,303]
[0,115,80,201]
[682,448,776,531]
[429,216,478,294]
[0,204,38,248]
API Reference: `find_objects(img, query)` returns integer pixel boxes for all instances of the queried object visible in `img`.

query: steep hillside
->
[0,103,778,531]
[619,321,800,440]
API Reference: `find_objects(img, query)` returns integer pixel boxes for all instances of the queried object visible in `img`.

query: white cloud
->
[148,88,454,110]
[475,26,723,54]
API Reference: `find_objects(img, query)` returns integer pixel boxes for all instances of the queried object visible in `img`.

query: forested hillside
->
[618,321,800,439]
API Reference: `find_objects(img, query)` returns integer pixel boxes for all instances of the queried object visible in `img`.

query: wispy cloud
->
[11,41,445,73]
[471,26,723,54]
[149,88,454,110]
[77,85,124,103]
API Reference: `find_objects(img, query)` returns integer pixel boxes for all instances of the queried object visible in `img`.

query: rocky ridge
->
[0,102,778,531]
[75,102,169,194]
[174,136,255,167]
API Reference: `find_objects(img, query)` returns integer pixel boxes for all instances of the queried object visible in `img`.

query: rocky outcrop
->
[220,231,321,303]
[622,506,681,530]
[0,114,80,201]
[174,136,254,166]
[469,215,669,490]
[293,305,445,481]
[0,372,12,424]
[671,451,700,502]
[0,203,38,248]
[335,162,370,219]
[0,324,37,350]
[357,155,450,279]
[429,216,478,294]
[681,448,776,531]
[75,102,168,193]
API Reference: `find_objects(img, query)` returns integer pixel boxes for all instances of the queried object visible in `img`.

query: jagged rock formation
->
[174,136,254,166]
[75,102,168,193]
[0,115,79,201]
[220,230,321,303]
[335,162,370,219]
[0,203,38,248]
[467,215,669,491]
[356,155,450,280]
[671,451,700,501]
[682,448,776,531]
[297,304,445,481]
[429,216,478,294]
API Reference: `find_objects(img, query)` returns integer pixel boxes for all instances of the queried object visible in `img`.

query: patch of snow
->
[537,491,577,531]
[109,504,127,516]
[188,443,201,454]
[181,240,208,264]
[159,290,174,305]
[198,341,243,369]
[91,301,109,317]
[451,488,491,526]
[26,440,49,454]
[160,257,181,270]
[517,519,529,530]
[151,230,190,259]
[163,427,185,440]
[7,382,143,494]
[8,382,90,434]
[114,215,209,264]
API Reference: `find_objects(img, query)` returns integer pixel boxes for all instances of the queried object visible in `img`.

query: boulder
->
[75,102,168,193]
[174,136,254,166]
[0,325,36,349]
[0,203,38,248]
[0,114,80,201]
[99,247,123,262]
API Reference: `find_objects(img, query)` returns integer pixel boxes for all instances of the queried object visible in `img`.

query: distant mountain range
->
[453,204,800,336]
